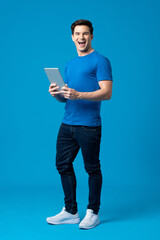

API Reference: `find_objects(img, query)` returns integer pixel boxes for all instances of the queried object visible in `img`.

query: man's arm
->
[61,80,112,101]
[48,83,67,103]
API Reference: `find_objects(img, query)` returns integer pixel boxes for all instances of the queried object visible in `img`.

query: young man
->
[47,19,113,229]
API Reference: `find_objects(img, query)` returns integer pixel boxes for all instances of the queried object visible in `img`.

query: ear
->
[91,34,94,40]
[71,34,74,42]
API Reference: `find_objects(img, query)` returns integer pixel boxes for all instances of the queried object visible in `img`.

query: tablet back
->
[44,68,65,89]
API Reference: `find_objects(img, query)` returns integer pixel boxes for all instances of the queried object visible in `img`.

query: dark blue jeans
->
[56,123,102,214]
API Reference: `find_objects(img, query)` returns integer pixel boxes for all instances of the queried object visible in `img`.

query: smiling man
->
[47,19,113,229]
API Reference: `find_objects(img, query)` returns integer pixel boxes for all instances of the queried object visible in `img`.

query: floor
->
[1,185,160,240]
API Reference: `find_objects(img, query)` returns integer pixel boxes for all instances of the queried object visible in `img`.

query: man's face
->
[72,25,93,54]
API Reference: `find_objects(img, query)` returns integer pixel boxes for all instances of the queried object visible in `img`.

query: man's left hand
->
[61,85,80,100]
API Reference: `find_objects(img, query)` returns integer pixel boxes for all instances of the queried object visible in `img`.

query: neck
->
[77,47,94,57]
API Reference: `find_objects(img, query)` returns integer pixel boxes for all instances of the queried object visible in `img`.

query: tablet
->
[44,68,65,90]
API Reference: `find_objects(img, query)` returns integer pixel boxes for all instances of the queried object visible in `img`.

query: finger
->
[62,84,68,88]
[61,89,69,94]
[61,87,66,91]
[60,90,65,94]
[50,91,61,96]
[49,86,60,92]
[50,83,57,87]
[61,85,69,90]
[49,86,59,91]
[50,85,56,90]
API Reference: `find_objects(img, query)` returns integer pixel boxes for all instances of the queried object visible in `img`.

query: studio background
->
[0,0,160,239]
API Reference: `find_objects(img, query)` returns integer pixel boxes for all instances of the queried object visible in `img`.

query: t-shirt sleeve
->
[96,56,113,81]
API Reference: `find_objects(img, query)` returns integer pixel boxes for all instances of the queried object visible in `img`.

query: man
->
[47,19,113,229]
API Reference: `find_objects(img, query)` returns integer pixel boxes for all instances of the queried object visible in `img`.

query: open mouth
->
[78,41,86,47]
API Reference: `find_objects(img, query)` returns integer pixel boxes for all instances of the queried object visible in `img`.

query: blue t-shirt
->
[62,50,113,126]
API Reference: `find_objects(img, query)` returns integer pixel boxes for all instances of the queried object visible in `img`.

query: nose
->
[79,34,85,39]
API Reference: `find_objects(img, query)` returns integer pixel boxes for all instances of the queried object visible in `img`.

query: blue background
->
[0,0,160,239]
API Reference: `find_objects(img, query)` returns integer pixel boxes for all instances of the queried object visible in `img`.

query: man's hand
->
[48,83,67,103]
[49,83,62,97]
[61,84,80,100]
[61,81,112,101]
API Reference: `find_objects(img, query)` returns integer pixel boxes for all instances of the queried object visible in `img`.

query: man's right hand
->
[48,83,61,97]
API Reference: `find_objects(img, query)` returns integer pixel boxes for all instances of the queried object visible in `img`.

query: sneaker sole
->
[79,220,100,229]
[47,218,80,225]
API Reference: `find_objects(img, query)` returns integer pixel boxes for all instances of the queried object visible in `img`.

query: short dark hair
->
[71,19,93,35]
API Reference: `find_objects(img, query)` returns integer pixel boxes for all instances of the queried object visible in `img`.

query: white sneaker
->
[79,209,100,229]
[46,207,80,225]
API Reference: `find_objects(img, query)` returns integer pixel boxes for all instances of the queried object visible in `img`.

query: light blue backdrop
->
[0,0,160,188]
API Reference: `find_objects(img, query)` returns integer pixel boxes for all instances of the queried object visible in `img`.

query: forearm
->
[61,81,112,101]
[78,89,112,101]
